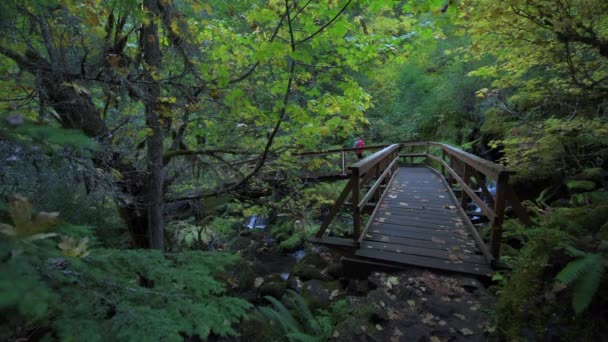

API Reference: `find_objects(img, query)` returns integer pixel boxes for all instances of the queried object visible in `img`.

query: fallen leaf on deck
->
[460,328,474,336]
[421,313,435,326]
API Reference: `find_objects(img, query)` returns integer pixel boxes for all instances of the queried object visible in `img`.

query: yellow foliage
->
[0,195,59,237]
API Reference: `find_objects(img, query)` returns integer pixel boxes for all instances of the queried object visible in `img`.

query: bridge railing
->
[294,145,389,176]
[405,141,533,262]
[315,144,401,240]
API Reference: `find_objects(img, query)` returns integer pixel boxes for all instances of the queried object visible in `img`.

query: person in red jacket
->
[355,136,365,159]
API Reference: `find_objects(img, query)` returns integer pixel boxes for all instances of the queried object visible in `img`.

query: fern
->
[253,290,330,342]
[556,253,605,314]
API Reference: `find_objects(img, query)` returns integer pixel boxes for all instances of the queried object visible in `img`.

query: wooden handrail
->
[423,141,532,261]
[315,144,401,242]
[429,142,511,180]
[311,140,532,264]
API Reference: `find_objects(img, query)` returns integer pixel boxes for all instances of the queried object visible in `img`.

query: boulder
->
[301,280,340,309]
[327,262,343,279]
[294,264,326,281]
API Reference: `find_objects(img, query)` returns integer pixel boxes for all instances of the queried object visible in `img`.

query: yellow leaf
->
[110,168,123,181]
[58,236,90,258]
[7,195,59,236]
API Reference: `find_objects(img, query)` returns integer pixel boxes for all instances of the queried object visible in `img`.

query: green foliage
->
[565,180,597,193]
[556,250,605,314]
[250,290,348,342]
[496,202,608,339]
[493,118,608,183]
[0,216,251,341]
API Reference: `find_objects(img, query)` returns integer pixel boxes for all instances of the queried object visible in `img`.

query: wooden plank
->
[356,248,493,277]
[379,208,463,220]
[307,236,358,248]
[358,167,400,244]
[369,226,467,243]
[365,233,480,253]
[383,198,454,206]
[361,241,487,265]
[427,166,495,265]
[379,204,458,214]
[381,202,459,212]
[373,217,465,229]
[370,221,461,236]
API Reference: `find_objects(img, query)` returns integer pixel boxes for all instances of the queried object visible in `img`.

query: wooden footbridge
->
[305,142,533,278]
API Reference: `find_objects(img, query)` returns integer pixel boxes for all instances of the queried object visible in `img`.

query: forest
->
[0,0,606,341]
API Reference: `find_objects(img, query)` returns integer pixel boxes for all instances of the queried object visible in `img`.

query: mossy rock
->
[574,168,605,183]
[278,232,306,252]
[296,252,328,269]
[570,191,608,207]
[293,264,325,281]
[301,280,340,309]
[259,280,287,300]
[565,180,597,193]
[327,262,343,279]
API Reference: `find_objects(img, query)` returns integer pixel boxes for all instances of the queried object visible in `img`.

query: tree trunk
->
[0,48,153,248]
[142,0,165,250]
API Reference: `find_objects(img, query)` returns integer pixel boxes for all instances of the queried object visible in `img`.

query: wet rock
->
[259,281,287,300]
[298,252,328,269]
[301,280,340,309]
[293,264,326,281]
[287,276,304,292]
[347,279,369,295]
[327,262,343,279]
[258,275,287,300]
[367,272,385,289]
[226,235,257,255]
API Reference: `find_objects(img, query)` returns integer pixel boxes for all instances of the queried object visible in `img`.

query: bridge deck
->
[355,166,493,277]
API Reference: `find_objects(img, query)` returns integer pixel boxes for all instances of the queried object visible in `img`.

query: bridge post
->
[341,151,345,175]
[441,149,446,178]
[490,172,508,260]
[352,168,361,240]
[460,164,471,208]
[425,142,430,165]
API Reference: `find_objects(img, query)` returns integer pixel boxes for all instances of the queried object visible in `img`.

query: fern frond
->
[288,331,321,342]
[262,296,301,335]
[287,290,322,334]
[556,254,595,285]
[572,254,604,314]
[564,245,586,257]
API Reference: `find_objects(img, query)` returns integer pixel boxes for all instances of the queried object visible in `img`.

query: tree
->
[0,1,426,248]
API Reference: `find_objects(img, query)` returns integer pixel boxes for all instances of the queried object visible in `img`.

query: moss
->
[565,180,597,193]
[574,168,605,183]
[279,231,306,252]
[570,191,608,207]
